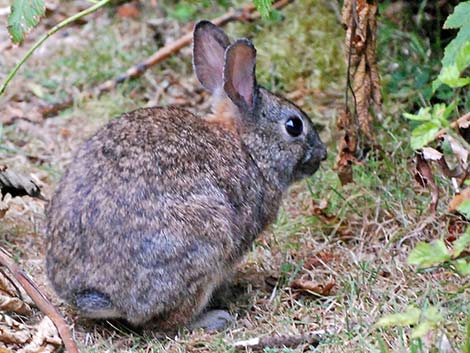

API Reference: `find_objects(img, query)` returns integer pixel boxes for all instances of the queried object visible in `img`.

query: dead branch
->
[335,0,381,185]
[40,0,294,118]
[233,331,322,351]
[0,248,79,353]
[0,166,46,201]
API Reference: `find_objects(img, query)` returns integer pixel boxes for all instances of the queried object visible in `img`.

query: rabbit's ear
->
[193,21,231,92]
[223,39,257,113]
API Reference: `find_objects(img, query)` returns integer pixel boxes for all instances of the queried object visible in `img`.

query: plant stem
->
[0,0,111,96]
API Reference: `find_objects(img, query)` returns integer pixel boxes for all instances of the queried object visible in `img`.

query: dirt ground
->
[1,1,469,353]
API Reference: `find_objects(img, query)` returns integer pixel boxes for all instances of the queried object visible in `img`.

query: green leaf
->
[456,41,470,72]
[7,0,45,44]
[254,0,274,18]
[454,231,470,257]
[454,259,470,275]
[438,65,470,88]
[424,306,444,323]
[376,306,420,327]
[442,2,470,67]
[457,200,470,220]
[410,122,440,150]
[403,107,432,121]
[411,306,443,338]
[444,2,470,29]
[411,321,435,339]
[408,240,451,268]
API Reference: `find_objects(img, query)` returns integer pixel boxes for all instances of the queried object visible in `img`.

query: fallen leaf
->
[442,134,468,168]
[457,113,470,145]
[0,203,8,219]
[448,187,470,213]
[414,152,439,214]
[117,3,141,18]
[290,279,335,297]
[335,110,361,185]
[0,293,32,316]
[303,251,335,270]
[17,317,62,353]
[422,147,443,161]
[0,315,31,345]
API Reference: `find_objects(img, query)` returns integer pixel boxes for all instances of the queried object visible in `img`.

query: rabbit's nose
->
[321,147,327,161]
[317,145,327,161]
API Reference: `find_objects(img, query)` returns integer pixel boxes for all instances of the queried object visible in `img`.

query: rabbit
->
[45,20,327,331]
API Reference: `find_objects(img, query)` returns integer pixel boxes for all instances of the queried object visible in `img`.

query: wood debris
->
[336,0,381,185]
[233,331,322,351]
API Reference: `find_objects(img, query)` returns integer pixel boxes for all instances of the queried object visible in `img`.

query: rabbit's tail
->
[74,289,122,319]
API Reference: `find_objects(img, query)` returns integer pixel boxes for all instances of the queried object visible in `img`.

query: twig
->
[0,247,79,353]
[233,331,323,351]
[0,0,111,95]
[39,0,294,117]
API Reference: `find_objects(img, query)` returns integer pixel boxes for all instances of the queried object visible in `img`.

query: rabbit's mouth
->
[295,159,321,180]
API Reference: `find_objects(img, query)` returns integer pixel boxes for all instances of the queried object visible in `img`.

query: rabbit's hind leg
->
[189,309,233,331]
[74,289,122,319]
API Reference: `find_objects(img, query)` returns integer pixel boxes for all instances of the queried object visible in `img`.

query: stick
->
[233,331,322,351]
[39,0,294,117]
[0,247,79,353]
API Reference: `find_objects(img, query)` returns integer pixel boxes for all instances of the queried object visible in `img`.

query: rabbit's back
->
[46,107,275,325]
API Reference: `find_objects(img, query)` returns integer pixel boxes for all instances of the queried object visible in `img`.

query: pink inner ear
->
[201,41,226,89]
[233,51,254,106]
[225,41,256,109]
[193,22,230,92]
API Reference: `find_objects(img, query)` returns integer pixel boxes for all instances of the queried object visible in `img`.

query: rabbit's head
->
[193,21,327,189]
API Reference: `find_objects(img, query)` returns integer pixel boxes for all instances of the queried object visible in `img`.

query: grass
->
[1,0,470,352]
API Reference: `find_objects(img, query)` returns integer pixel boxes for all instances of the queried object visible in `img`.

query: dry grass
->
[0,1,469,352]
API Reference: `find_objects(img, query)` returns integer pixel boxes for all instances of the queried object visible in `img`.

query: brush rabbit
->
[46,20,327,331]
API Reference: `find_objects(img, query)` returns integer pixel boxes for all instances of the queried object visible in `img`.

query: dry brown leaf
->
[335,110,361,185]
[0,203,8,219]
[442,135,468,168]
[303,251,335,270]
[290,279,335,297]
[117,2,141,18]
[422,147,443,161]
[0,273,16,297]
[17,317,62,353]
[448,187,470,213]
[0,294,32,316]
[414,152,439,214]
[0,315,31,345]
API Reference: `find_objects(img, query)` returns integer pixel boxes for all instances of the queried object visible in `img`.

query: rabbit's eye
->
[285,117,303,137]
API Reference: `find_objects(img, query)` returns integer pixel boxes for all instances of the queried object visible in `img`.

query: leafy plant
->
[376,305,444,339]
[1,0,112,95]
[404,1,470,151]
[254,0,274,18]
[407,231,470,275]
[7,0,45,44]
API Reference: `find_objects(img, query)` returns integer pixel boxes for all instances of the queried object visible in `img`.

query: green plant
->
[0,0,111,95]
[408,230,470,275]
[404,1,470,150]
[376,305,444,339]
